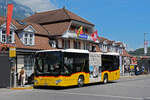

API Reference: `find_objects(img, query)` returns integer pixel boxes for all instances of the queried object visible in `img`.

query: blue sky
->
[14,0,150,50]
[50,0,150,51]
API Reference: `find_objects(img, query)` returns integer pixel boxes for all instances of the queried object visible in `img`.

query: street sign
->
[9,47,16,57]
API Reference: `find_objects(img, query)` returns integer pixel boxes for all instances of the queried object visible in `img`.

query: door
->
[0,53,11,88]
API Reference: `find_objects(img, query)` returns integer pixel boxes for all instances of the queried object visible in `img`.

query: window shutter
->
[79,41,80,49]
[68,40,70,48]
[32,34,35,45]
[62,39,64,49]
[74,40,76,49]
[0,29,2,42]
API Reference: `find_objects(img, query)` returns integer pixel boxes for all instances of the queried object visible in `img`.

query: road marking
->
[35,90,142,100]
[54,91,142,100]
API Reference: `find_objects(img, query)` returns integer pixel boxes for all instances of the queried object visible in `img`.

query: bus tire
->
[78,76,84,87]
[33,86,39,89]
[103,74,108,84]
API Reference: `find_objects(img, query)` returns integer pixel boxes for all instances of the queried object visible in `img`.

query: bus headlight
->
[34,80,38,84]
[56,80,62,84]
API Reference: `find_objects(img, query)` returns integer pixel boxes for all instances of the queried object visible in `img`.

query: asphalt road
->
[0,75,150,100]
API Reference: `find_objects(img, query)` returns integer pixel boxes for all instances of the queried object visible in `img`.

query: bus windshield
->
[35,51,62,76]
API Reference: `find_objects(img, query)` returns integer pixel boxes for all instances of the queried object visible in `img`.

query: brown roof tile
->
[98,37,109,43]
[42,21,70,36]
[0,16,6,25]
[15,33,53,50]
[15,22,49,36]
[115,42,123,46]
[23,8,94,26]
[107,40,114,45]
[121,49,131,57]
[0,16,22,28]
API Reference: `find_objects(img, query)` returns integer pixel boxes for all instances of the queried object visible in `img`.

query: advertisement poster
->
[89,53,102,82]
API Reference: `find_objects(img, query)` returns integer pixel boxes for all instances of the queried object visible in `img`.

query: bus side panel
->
[101,69,120,82]
[59,72,90,86]
[101,71,111,82]
[113,69,120,80]
[34,76,62,86]
[34,72,90,87]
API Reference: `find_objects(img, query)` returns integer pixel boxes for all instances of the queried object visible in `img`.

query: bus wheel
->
[103,74,108,84]
[78,76,84,87]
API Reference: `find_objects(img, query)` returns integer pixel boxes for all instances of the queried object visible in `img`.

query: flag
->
[6,4,13,36]
[91,30,99,42]
[76,26,83,37]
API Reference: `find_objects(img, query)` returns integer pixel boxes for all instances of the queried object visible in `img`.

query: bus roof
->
[102,52,120,56]
[89,52,120,56]
[36,49,89,54]
[36,49,120,55]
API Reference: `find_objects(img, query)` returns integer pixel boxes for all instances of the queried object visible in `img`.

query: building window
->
[74,40,80,49]
[29,34,33,44]
[62,39,70,49]
[103,45,107,52]
[1,29,14,43]
[84,42,89,50]
[24,55,34,77]
[23,33,34,45]
[2,30,6,43]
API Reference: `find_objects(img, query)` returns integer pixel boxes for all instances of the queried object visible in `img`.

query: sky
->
[14,0,150,51]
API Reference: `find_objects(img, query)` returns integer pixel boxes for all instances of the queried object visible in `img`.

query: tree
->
[128,47,150,56]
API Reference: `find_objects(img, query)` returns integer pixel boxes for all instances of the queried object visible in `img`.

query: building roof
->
[0,16,22,28]
[0,16,49,36]
[42,21,70,36]
[23,8,94,26]
[16,21,49,36]
[0,16,6,25]
[121,49,131,57]
[97,37,108,43]
[15,33,53,50]
[115,42,123,46]
[107,40,115,45]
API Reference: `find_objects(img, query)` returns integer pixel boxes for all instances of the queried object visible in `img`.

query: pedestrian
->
[142,65,145,74]
[19,67,26,87]
[135,66,140,75]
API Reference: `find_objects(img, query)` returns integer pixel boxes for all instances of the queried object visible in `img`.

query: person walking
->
[19,67,26,87]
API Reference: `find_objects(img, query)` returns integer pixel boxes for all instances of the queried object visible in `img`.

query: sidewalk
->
[10,85,33,90]
[120,73,150,79]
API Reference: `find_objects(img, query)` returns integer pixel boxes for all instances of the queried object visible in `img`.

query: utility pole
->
[144,32,148,55]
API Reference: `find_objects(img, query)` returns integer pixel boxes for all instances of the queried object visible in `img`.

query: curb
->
[120,74,150,79]
[10,86,33,90]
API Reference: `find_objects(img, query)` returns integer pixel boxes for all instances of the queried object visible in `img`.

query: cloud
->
[14,0,57,12]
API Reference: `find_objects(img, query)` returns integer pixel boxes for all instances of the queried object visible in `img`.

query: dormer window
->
[23,32,34,45]
[1,29,14,43]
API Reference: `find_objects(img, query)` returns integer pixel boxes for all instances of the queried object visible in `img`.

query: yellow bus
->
[34,49,120,87]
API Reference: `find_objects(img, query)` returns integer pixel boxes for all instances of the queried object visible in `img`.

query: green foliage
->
[128,47,150,56]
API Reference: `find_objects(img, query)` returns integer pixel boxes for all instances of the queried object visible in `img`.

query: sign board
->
[131,57,137,65]
[79,34,88,39]
[9,47,16,57]
[130,65,135,70]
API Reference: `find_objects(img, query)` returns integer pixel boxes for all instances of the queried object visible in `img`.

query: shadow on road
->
[33,81,117,90]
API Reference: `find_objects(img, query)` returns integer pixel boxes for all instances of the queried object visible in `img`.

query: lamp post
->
[144,32,148,55]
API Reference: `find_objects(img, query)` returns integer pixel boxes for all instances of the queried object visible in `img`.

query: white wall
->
[58,39,62,48]
[70,40,74,49]
[17,55,24,75]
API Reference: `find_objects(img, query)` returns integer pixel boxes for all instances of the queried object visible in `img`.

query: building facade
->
[0,8,130,86]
